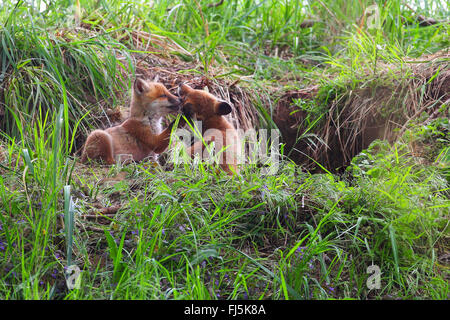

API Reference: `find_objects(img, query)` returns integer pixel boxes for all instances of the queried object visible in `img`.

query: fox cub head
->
[131,78,181,119]
[177,83,232,122]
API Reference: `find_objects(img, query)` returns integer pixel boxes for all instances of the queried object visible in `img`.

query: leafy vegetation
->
[0,0,448,300]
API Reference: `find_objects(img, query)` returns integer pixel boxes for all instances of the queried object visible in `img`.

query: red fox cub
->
[178,83,241,175]
[81,78,181,165]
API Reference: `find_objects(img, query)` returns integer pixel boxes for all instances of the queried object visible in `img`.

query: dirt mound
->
[103,46,448,172]
[273,51,449,171]
[65,31,448,171]
[75,35,449,173]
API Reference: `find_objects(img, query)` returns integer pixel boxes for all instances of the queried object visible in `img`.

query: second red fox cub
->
[178,83,241,175]
[81,79,181,165]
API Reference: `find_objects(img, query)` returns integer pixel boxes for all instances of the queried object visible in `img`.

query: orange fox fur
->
[178,83,240,175]
[81,79,181,165]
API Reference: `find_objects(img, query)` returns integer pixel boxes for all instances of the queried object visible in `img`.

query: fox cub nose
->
[169,97,182,110]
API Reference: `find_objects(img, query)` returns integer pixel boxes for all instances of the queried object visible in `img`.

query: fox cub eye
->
[160,94,167,98]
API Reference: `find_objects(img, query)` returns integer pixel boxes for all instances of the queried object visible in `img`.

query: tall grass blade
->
[64,185,75,267]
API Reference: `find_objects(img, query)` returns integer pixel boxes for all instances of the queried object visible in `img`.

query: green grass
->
[1,128,448,299]
[0,0,449,300]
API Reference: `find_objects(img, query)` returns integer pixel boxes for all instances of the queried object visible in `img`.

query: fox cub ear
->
[178,83,193,97]
[134,78,150,95]
[216,101,232,115]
